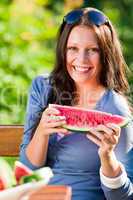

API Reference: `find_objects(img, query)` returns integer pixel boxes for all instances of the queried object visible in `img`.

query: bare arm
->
[87,123,122,177]
[99,151,121,177]
[25,125,49,167]
[25,107,68,167]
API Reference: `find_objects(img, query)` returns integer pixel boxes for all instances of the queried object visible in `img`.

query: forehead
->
[67,25,98,46]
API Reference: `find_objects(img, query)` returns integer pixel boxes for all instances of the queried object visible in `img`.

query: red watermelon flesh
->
[14,161,33,183]
[0,179,4,191]
[49,104,128,132]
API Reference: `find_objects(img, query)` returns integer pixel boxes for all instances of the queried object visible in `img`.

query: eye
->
[67,46,78,51]
[86,48,100,54]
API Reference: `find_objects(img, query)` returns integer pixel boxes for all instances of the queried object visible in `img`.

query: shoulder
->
[30,73,53,94]
[29,74,53,106]
[31,73,51,88]
[105,90,131,117]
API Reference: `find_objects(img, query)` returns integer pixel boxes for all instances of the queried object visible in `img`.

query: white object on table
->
[0,167,53,200]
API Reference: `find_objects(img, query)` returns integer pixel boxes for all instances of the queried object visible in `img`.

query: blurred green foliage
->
[0,0,133,125]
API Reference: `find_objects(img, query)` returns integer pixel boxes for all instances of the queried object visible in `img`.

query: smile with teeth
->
[73,66,93,72]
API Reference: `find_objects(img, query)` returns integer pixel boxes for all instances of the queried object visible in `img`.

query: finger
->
[95,125,113,135]
[46,120,66,128]
[57,129,70,134]
[103,136,114,147]
[45,115,66,123]
[103,133,118,145]
[86,133,101,146]
[88,128,105,141]
[106,123,121,136]
[44,108,60,115]
[49,128,69,134]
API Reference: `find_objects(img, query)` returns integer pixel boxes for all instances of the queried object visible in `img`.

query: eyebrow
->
[67,43,99,48]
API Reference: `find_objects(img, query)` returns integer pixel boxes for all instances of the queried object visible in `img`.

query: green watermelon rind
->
[63,124,91,132]
[19,174,40,184]
[63,118,128,132]
[118,118,129,128]
[0,158,17,189]
[49,104,129,132]
[19,167,53,184]
[120,117,133,128]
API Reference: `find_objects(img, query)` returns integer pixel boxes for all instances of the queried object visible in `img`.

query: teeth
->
[74,66,91,72]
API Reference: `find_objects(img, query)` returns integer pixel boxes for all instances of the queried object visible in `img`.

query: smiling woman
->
[19,7,133,200]
[65,25,106,108]
[66,26,101,86]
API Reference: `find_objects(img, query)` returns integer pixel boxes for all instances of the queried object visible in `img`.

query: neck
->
[74,82,106,108]
[76,81,104,94]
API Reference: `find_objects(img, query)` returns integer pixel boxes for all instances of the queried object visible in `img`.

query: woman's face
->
[66,25,102,86]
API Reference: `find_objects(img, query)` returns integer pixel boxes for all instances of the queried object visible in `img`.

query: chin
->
[72,76,90,84]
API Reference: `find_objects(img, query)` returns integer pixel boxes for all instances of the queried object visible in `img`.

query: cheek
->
[66,51,76,64]
[90,54,101,66]
[66,53,71,72]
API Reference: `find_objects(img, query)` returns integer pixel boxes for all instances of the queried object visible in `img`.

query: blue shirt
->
[20,75,133,200]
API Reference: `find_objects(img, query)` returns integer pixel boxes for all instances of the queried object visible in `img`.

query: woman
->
[20,7,133,200]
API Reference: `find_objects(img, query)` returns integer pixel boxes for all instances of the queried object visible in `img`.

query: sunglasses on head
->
[63,9,109,26]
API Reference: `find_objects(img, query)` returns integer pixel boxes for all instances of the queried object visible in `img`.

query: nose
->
[75,50,89,65]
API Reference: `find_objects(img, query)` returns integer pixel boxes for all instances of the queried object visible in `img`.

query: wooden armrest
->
[0,125,23,156]
[26,185,72,200]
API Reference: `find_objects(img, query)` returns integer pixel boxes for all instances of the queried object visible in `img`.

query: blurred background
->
[0,0,133,125]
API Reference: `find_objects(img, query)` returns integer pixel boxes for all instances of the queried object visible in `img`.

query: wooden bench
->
[0,125,72,200]
[0,125,23,156]
[23,185,72,200]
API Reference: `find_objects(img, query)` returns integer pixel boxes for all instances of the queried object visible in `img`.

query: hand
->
[87,123,122,177]
[86,123,121,156]
[38,107,68,136]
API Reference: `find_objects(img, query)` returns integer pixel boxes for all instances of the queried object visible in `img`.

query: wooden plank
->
[25,185,72,200]
[0,125,24,156]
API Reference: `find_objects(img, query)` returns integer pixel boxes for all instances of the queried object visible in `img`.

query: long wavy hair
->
[50,7,129,105]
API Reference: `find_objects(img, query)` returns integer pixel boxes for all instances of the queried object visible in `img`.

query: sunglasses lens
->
[88,11,107,26]
[64,10,83,24]
[63,10,108,26]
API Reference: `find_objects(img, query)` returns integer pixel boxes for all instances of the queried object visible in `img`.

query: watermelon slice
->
[19,174,41,184]
[14,161,33,183]
[49,104,129,132]
[0,158,16,190]
[0,179,4,190]
[14,161,53,185]
[19,167,53,184]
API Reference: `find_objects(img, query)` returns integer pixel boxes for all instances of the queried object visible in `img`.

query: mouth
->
[73,65,93,73]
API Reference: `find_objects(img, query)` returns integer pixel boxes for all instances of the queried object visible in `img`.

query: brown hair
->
[50,7,129,105]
